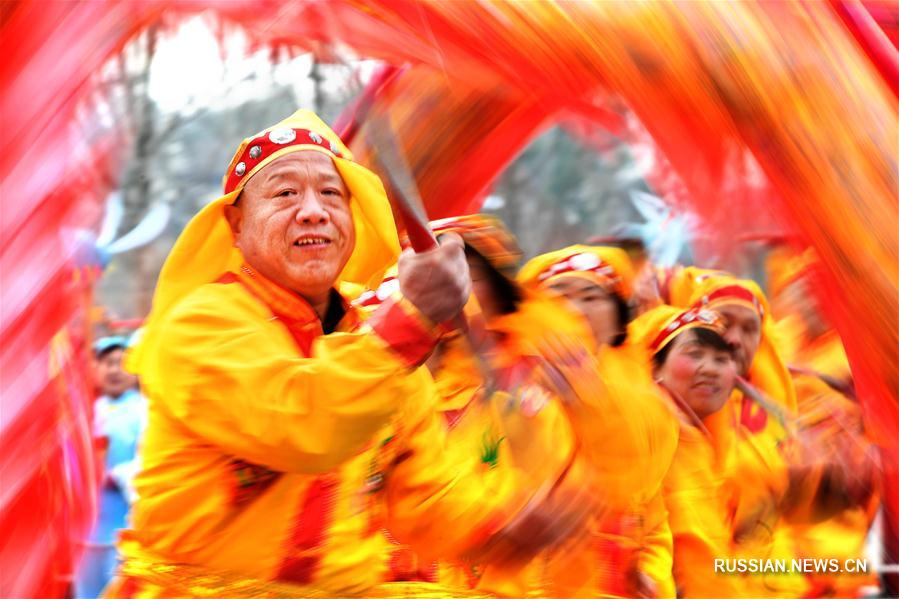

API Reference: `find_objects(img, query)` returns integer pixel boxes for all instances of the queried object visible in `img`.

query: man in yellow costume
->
[519,245,679,599]
[103,111,589,598]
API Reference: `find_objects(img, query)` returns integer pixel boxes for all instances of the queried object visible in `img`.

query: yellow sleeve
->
[638,492,676,596]
[144,283,439,474]
[385,369,525,561]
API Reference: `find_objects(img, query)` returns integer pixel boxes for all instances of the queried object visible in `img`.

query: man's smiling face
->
[225,151,355,304]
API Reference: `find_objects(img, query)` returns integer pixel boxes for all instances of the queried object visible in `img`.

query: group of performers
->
[92,109,879,598]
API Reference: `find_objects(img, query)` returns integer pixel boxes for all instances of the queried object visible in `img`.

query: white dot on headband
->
[697,310,717,324]
[569,252,601,271]
[269,128,297,144]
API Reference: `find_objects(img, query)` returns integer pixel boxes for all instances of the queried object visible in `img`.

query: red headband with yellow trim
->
[430,215,522,275]
[649,307,726,353]
[692,284,765,319]
[518,244,634,300]
[535,251,623,296]
[224,127,347,194]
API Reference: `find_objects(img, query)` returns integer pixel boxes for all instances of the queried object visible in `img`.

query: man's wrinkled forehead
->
[244,151,346,191]
[717,302,761,328]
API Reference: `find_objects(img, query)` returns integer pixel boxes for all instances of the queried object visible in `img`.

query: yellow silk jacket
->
[664,389,806,598]
[664,407,747,598]
[103,266,522,598]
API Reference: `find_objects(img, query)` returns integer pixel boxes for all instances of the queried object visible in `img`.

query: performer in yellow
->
[103,111,591,598]
[628,304,747,597]
[519,245,679,599]
[767,247,879,596]
[659,267,802,595]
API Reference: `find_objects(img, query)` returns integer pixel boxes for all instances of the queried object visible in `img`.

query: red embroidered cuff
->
[368,294,440,367]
